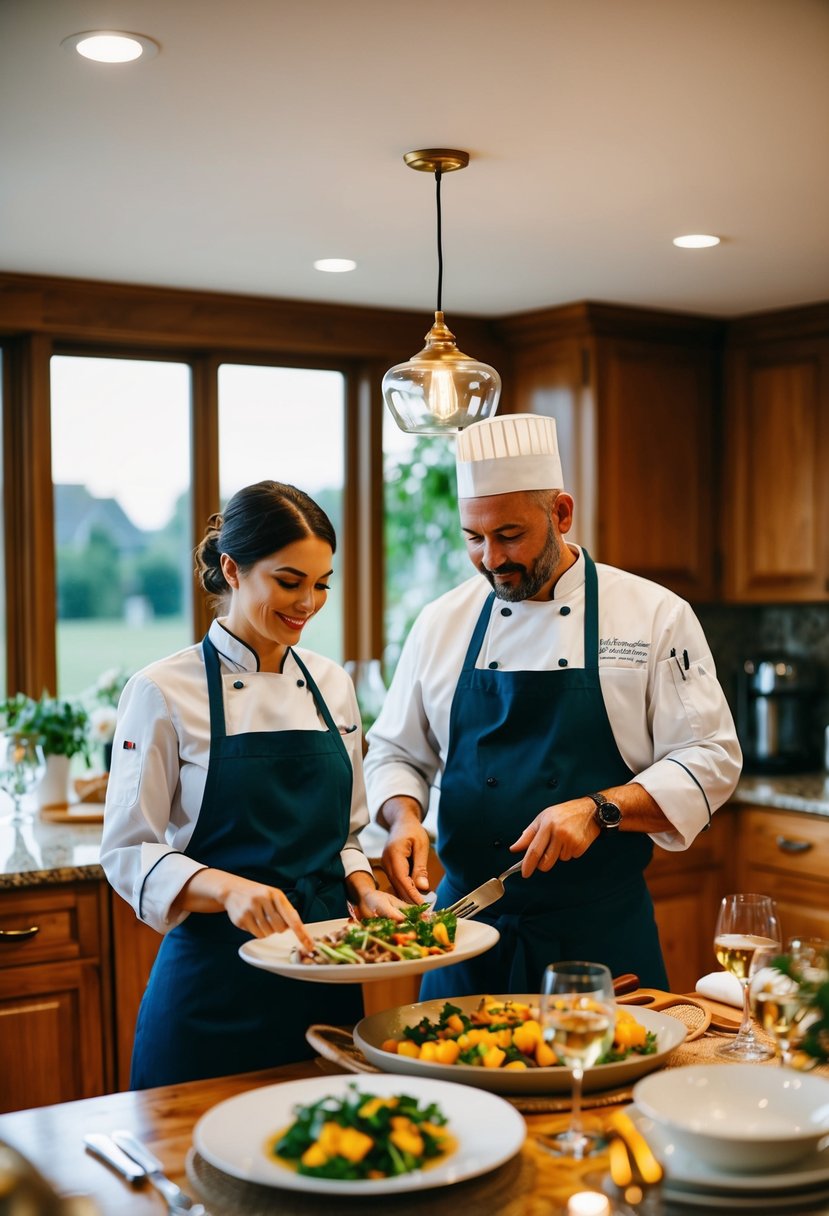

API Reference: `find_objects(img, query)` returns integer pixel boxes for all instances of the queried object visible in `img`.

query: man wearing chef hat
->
[364,413,741,994]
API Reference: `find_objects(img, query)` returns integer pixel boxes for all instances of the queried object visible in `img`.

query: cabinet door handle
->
[775,835,813,855]
[0,925,40,940]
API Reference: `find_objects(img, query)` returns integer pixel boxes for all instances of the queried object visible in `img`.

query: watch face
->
[597,801,622,827]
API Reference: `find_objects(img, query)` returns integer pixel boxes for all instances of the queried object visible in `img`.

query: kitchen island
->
[2,775,829,1114]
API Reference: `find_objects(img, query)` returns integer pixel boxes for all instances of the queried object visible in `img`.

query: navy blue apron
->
[421,551,667,999]
[130,635,363,1088]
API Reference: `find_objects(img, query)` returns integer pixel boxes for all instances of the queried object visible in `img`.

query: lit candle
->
[567,1192,611,1216]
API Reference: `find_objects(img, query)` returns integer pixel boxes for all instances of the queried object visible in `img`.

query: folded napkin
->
[696,971,744,1006]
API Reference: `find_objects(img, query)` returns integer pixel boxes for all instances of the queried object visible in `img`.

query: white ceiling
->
[2,0,828,320]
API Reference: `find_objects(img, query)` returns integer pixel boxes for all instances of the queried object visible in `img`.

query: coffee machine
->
[737,656,818,773]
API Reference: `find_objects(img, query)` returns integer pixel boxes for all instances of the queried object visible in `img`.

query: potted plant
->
[0,692,91,807]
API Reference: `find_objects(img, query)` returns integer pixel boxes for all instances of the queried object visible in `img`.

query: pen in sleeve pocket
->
[670,648,687,681]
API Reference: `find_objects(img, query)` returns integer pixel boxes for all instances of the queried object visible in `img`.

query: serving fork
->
[443,860,525,919]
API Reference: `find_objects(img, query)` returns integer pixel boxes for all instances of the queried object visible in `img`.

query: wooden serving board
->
[40,803,104,824]
[618,986,741,1031]
[616,987,712,1040]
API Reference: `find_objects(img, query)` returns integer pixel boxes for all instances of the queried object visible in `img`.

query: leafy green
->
[274,1084,449,1180]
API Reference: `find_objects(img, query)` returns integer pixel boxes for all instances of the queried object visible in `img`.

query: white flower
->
[89,705,118,744]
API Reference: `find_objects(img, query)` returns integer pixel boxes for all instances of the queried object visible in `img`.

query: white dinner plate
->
[353,995,687,1094]
[629,1106,829,1195]
[238,916,499,983]
[192,1073,526,1195]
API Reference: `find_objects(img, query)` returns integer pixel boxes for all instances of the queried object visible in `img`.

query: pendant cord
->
[435,168,443,314]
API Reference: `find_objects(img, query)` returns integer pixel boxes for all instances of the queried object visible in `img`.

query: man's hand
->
[509,797,599,876]
[379,796,432,904]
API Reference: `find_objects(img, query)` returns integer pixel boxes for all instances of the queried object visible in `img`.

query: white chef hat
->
[455,413,563,498]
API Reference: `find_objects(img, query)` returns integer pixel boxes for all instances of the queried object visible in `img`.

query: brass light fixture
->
[382,149,501,434]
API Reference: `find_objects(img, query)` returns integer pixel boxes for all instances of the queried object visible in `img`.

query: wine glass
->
[749,943,807,1067]
[0,732,46,824]
[714,892,780,1061]
[539,960,615,1159]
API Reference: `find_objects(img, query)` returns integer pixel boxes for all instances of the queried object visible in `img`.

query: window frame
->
[0,274,502,697]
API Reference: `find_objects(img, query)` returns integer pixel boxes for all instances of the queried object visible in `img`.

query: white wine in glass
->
[713,892,780,1061]
[539,960,615,1159]
[749,943,805,1068]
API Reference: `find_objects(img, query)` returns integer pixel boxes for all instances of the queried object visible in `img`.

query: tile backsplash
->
[696,603,829,772]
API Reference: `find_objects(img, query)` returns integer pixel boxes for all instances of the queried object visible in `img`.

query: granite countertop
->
[3,777,829,891]
[732,772,829,817]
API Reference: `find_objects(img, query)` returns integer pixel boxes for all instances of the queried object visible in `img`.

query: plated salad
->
[296,904,457,965]
[380,996,658,1070]
[272,1083,453,1179]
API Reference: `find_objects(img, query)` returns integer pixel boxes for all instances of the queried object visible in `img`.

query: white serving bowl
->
[632,1064,829,1173]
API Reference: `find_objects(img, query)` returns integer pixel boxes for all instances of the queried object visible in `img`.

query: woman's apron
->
[130,635,362,1088]
[421,551,667,999]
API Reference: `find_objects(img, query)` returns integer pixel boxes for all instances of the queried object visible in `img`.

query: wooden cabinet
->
[735,806,829,939]
[0,882,112,1114]
[722,330,829,601]
[497,303,721,601]
[646,806,736,994]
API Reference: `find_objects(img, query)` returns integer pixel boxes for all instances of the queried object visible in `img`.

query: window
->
[50,356,192,697]
[218,364,345,661]
[383,414,467,673]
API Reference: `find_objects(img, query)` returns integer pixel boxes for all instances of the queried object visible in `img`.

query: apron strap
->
[202,634,227,742]
[582,548,599,671]
[461,591,497,672]
[289,649,340,734]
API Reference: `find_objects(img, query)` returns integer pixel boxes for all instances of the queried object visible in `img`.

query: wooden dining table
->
[1,997,828,1216]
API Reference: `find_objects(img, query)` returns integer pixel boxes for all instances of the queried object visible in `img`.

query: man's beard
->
[482,523,562,602]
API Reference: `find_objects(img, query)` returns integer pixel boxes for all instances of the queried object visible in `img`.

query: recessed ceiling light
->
[673,234,720,249]
[61,31,160,63]
[314,259,357,273]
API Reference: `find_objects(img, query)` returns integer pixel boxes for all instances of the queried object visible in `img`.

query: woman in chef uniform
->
[101,480,403,1087]
[365,415,742,995]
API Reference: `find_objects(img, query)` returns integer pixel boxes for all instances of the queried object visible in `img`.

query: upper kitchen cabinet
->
[496,303,722,602]
[722,306,829,602]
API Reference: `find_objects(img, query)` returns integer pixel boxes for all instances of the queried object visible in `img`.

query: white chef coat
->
[365,548,741,851]
[101,618,373,935]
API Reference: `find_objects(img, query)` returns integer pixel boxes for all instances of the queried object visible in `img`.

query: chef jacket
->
[101,618,374,935]
[365,547,741,850]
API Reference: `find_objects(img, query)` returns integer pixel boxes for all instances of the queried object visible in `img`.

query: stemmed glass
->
[714,892,780,1061]
[539,960,615,1159]
[0,732,46,824]
[750,937,829,1067]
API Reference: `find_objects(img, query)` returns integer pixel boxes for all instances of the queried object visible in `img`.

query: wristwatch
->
[588,791,622,830]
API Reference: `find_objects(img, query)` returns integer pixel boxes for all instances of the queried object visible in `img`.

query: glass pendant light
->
[382,149,501,434]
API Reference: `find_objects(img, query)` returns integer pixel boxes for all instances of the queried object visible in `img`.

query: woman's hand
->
[222,876,315,947]
[174,868,315,950]
[350,885,410,921]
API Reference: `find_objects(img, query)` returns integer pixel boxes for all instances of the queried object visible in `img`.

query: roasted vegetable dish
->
[273,1084,452,1179]
[296,904,457,965]
[380,996,657,1070]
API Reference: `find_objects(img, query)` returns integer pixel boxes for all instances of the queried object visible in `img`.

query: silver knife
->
[83,1133,145,1184]
[110,1129,205,1214]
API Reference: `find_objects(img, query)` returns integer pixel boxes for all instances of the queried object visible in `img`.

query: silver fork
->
[443,860,524,919]
[110,1130,206,1215]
